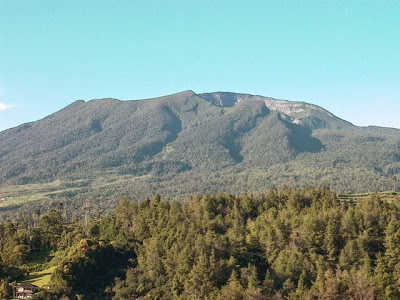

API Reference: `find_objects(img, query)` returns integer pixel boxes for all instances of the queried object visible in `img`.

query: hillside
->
[0,90,399,217]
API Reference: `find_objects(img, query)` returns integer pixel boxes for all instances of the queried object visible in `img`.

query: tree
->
[373,253,395,300]
[392,176,398,192]
[217,271,243,300]
[348,267,374,300]
[314,269,342,300]
[384,217,400,269]
[241,264,264,300]
[183,252,216,299]
[39,209,64,249]
[0,280,11,300]
[287,271,309,300]
[114,196,132,231]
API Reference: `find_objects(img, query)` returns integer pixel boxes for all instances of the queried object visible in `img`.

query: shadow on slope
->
[279,114,325,153]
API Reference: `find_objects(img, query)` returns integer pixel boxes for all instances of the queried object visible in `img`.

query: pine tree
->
[241,264,264,300]
[384,217,400,269]
[348,267,375,300]
[373,253,395,300]
[262,270,275,297]
[287,270,309,300]
[183,252,216,299]
[316,269,341,300]
[217,270,244,300]
[323,219,337,265]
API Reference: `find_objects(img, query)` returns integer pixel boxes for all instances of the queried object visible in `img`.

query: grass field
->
[338,191,400,203]
[0,172,146,212]
[0,179,86,210]
[24,265,56,287]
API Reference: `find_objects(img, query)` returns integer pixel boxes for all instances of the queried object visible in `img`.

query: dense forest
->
[1,188,400,299]
[1,92,400,222]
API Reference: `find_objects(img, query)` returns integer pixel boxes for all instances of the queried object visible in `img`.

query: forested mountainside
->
[1,189,400,299]
[0,91,400,218]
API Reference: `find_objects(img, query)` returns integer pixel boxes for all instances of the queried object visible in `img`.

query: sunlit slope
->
[0,90,399,202]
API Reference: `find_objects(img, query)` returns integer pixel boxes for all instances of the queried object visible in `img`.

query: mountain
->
[1,90,399,216]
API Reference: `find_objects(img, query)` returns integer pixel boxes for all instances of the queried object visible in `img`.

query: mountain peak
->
[148,90,195,101]
[198,92,352,129]
[0,89,399,216]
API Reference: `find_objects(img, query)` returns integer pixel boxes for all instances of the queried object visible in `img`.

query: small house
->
[13,282,39,299]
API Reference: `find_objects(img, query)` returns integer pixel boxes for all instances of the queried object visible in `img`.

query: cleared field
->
[0,169,150,210]
[0,179,88,210]
[338,191,400,203]
[25,266,57,287]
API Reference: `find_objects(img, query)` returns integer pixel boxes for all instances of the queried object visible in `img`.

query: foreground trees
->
[1,188,400,299]
[108,189,400,299]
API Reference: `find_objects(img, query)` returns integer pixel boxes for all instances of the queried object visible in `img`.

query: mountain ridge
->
[0,90,399,216]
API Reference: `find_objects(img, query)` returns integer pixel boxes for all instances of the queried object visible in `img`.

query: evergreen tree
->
[183,252,216,299]
[0,280,11,300]
[217,271,244,300]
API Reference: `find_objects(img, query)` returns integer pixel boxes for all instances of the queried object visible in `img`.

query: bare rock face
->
[198,92,353,129]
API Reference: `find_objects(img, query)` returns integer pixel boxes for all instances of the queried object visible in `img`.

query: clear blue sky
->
[1,0,399,131]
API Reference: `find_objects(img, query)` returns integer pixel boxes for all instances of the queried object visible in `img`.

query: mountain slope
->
[0,90,399,216]
[199,92,353,129]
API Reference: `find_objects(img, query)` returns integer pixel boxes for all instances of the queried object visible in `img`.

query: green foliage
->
[1,188,400,299]
[107,189,400,299]
[1,91,400,221]
[51,238,132,298]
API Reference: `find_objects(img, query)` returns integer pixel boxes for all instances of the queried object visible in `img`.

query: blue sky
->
[1,0,399,131]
